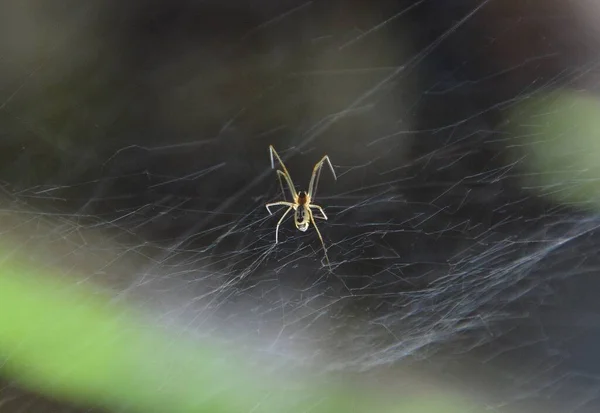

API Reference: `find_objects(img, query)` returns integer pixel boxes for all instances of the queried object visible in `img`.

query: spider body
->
[266,145,336,266]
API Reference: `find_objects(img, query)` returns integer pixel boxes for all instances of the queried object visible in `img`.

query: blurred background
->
[2,0,600,412]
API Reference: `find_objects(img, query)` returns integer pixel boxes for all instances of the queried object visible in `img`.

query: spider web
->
[2,1,600,412]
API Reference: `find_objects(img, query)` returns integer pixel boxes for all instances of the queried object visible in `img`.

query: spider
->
[266,145,337,266]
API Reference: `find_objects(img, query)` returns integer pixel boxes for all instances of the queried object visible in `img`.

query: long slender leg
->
[276,170,287,200]
[269,146,298,199]
[273,206,293,244]
[309,204,328,220]
[308,207,330,269]
[265,201,294,215]
[308,155,336,200]
[276,170,297,200]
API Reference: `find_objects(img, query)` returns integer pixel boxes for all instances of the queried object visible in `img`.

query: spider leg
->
[308,207,331,269]
[269,145,285,170]
[273,205,293,244]
[269,146,299,199]
[276,170,287,200]
[265,201,294,215]
[276,170,298,200]
[308,155,336,200]
[309,204,328,220]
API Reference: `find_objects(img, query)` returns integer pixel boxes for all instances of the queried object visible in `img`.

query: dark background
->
[2,1,600,412]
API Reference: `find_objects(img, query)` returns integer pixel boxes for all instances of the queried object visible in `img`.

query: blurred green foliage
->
[509,90,600,210]
[0,247,474,413]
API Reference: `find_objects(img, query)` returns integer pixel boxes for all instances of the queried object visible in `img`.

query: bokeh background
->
[2,1,600,412]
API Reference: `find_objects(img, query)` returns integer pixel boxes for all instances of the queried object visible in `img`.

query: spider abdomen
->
[294,204,310,232]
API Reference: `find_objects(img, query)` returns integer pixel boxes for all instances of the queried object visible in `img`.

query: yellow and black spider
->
[266,145,336,266]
